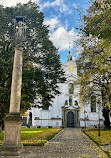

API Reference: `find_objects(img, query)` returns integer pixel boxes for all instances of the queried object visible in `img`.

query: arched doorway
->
[67,111,74,127]
[28,112,32,127]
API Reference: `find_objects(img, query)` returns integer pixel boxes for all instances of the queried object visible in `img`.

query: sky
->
[0,0,91,63]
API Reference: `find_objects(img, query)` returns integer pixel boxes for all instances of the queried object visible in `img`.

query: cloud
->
[0,0,40,7]
[44,17,61,32]
[49,27,80,51]
[40,0,73,14]
[44,16,82,52]
[72,3,79,10]
[40,0,60,10]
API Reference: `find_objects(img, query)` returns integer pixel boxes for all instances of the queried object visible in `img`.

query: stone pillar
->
[62,108,67,128]
[10,47,23,113]
[0,47,23,156]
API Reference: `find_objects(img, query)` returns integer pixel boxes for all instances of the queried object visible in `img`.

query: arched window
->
[91,96,96,112]
[69,83,74,94]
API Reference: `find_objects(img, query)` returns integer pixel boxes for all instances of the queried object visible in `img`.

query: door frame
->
[62,107,80,128]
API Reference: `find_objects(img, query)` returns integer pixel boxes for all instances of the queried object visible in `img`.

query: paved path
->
[2,128,108,158]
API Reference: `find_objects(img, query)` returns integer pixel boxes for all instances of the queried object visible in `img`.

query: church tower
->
[61,51,80,127]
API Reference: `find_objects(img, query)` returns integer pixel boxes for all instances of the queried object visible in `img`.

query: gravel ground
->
[1,128,108,158]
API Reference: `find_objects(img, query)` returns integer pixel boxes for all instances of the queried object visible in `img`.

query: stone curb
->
[44,129,64,146]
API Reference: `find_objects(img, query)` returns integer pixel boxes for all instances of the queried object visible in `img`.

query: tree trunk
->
[101,86,110,128]
[102,107,110,128]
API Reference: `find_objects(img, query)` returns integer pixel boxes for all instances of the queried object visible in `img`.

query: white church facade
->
[24,53,104,128]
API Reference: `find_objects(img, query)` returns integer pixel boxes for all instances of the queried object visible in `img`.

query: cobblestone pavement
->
[1,128,108,158]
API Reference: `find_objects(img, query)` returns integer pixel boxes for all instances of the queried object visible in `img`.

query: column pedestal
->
[0,113,23,156]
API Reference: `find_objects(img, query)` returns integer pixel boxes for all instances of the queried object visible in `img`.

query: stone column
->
[0,47,23,156]
[10,47,23,113]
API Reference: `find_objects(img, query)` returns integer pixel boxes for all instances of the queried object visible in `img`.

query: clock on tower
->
[69,65,74,73]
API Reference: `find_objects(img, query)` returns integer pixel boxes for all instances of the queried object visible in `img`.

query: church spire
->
[69,42,71,52]
[67,43,72,61]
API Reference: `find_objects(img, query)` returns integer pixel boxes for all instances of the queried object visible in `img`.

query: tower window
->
[69,83,74,94]
[91,96,96,112]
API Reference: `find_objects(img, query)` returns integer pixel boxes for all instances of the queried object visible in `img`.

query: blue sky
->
[0,0,91,63]
[39,0,91,63]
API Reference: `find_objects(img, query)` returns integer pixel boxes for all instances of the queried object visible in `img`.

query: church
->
[24,52,104,128]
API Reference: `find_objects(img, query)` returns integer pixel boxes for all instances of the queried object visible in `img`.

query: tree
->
[76,0,111,127]
[0,1,66,122]
[83,0,111,39]
[76,38,111,127]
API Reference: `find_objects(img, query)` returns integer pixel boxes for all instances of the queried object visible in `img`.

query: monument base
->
[0,113,23,156]
[0,144,23,156]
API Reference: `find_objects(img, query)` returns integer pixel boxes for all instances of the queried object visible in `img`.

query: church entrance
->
[67,111,74,128]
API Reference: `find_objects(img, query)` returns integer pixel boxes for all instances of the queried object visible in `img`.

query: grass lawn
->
[108,151,111,157]
[0,128,62,146]
[82,128,111,157]
[82,129,111,145]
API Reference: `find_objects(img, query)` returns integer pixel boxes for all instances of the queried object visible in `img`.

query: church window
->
[42,107,49,110]
[69,83,74,94]
[91,96,96,112]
